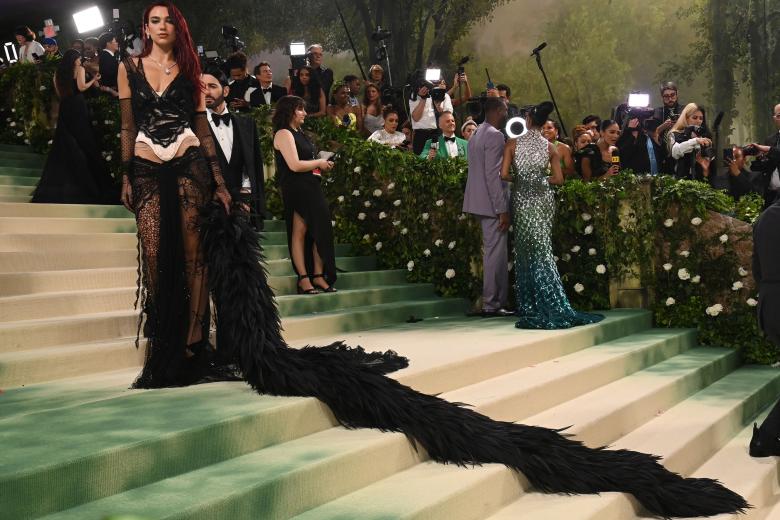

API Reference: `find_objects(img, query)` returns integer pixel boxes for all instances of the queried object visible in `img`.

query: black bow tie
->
[262,88,272,94]
[211,113,231,127]
[444,136,456,143]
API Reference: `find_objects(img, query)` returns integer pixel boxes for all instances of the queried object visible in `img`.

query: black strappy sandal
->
[297,274,320,295]
[311,274,337,293]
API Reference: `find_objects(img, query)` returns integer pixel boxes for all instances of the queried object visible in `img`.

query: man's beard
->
[206,95,225,110]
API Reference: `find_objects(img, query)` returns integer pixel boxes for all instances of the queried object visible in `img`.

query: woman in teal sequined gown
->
[501,102,604,329]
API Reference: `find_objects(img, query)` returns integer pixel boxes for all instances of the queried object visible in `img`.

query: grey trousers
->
[478,215,509,311]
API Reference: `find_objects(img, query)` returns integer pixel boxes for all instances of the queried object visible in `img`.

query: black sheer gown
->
[275,126,337,284]
[32,78,118,204]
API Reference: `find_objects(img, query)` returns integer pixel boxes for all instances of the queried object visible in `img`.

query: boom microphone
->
[530,42,547,56]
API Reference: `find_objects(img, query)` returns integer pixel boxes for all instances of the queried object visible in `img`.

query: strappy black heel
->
[297,274,320,295]
[311,274,337,293]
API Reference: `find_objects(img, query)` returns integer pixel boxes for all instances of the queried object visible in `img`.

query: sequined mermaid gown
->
[512,129,604,329]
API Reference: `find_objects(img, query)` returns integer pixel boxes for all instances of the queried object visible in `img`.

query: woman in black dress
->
[578,119,621,182]
[272,95,337,293]
[32,49,118,203]
[288,66,326,118]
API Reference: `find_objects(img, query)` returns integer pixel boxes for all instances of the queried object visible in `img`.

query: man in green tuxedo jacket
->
[420,111,468,160]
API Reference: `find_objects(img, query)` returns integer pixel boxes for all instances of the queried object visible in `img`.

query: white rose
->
[458,213,467,220]
[747,298,758,307]
[588,248,596,256]
[357,212,366,220]
[678,250,690,257]
[732,281,743,291]
[331,220,336,227]
[364,201,371,208]
[691,217,703,226]
[407,261,414,271]
[337,195,345,202]
[445,268,456,279]
[11,108,15,112]
[39,85,47,91]
[9,122,15,127]
[665,297,676,306]
[706,304,723,317]
[362,234,370,241]
[719,234,729,243]
[691,275,701,284]
[423,249,431,256]
[435,199,444,207]
[571,245,581,253]
[421,212,429,220]
[434,239,443,247]
[574,283,585,293]
[378,211,387,219]
[373,189,382,197]
[375,241,383,251]
[352,189,360,196]
[678,268,691,281]
[105,155,112,161]
[393,199,401,206]
[738,267,748,277]
[47,140,52,145]
[663,218,674,228]
[584,225,594,235]
[448,241,456,250]
[596,264,607,274]
[562,253,571,261]
[387,182,395,190]
[16,132,22,137]
[116,133,121,138]
[392,220,400,227]
[554,256,560,262]
[24,139,29,144]
[663,263,672,271]
[354,166,361,173]
[581,213,592,221]
[401,228,408,235]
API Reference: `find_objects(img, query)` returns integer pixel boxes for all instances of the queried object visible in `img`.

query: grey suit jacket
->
[462,122,509,217]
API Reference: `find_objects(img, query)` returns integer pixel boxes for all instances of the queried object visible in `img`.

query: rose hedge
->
[1,65,773,363]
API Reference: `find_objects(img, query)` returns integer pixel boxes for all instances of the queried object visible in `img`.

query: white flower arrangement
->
[9,122,15,127]
[665,297,676,306]
[362,234,370,241]
[663,218,674,228]
[738,267,748,277]
[16,132,23,137]
[364,200,371,208]
[663,263,672,271]
[445,268,456,279]
[458,214,467,220]
[373,189,382,197]
[378,211,387,219]
[352,189,360,196]
[747,298,758,307]
[596,264,607,274]
[691,217,703,226]
[588,248,597,256]
[353,166,361,173]
[584,225,594,235]
[407,261,414,271]
[392,220,400,227]
[105,155,112,161]
[732,281,743,291]
[331,220,336,227]
[581,213,592,221]
[387,182,395,190]
[434,239,443,247]
[571,245,581,253]
[678,268,691,281]
[719,234,729,243]
[554,255,559,262]
[574,283,585,293]
[393,199,401,206]
[691,275,701,284]
[39,85,47,91]
[562,253,571,261]
[401,228,408,235]
[448,241,456,250]
[435,199,444,207]
[705,303,723,317]
[375,241,383,251]
[423,249,431,256]
[421,212,429,221]
[337,195,345,202]
[678,250,690,257]
[357,212,366,220]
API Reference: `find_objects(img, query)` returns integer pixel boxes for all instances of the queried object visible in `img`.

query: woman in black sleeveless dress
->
[32,49,118,203]
[272,95,337,294]
[115,4,748,515]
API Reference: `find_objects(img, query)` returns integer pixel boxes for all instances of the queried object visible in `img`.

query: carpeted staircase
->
[1,144,780,520]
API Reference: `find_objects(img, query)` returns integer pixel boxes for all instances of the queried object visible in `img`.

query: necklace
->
[147,56,177,75]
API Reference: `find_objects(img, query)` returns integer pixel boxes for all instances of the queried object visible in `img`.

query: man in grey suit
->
[463,97,513,317]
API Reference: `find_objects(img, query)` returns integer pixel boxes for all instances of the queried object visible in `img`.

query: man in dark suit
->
[249,62,287,107]
[748,198,780,457]
[97,32,119,97]
[225,52,259,113]
[749,103,780,210]
[307,44,333,101]
[203,68,266,229]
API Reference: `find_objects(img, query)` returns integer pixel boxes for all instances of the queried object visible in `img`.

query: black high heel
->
[311,274,337,293]
[297,274,320,295]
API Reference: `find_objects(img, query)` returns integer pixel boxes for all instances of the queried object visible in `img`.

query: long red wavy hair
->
[140,1,202,106]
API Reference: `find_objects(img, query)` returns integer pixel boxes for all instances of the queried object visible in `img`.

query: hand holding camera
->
[696,137,712,148]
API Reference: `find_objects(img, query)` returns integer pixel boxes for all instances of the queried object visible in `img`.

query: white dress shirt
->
[207,105,251,189]
[408,94,453,130]
[442,133,459,158]
[771,131,780,192]
[259,82,273,105]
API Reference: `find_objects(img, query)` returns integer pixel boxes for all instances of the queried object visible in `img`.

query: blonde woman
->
[667,102,713,181]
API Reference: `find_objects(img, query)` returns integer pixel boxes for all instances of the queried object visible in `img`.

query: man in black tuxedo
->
[249,61,287,107]
[203,68,266,229]
[225,52,259,113]
[97,32,119,97]
[749,103,780,210]
[307,44,333,101]
[748,198,780,457]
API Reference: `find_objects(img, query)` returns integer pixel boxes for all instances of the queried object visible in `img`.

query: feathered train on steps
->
[199,202,748,519]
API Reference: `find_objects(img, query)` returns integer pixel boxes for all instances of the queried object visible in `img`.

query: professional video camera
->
[222,25,245,53]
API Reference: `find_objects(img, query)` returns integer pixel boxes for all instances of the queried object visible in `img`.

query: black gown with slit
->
[31,79,118,204]
[121,58,747,520]
[275,126,337,284]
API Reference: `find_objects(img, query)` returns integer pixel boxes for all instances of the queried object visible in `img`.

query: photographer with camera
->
[224,52,259,113]
[307,44,334,101]
[446,72,473,109]
[15,26,45,64]
[409,74,453,155]
[667,103,714,181]
[742,103,780,209]
[97,32,120,97]
[616,114,665,175]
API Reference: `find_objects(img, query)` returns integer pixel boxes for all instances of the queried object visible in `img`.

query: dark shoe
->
[750,423,780,457]
[311,273,337,293]
[297,274,320,295]
[186,340,243,385]
[482,308,515,318]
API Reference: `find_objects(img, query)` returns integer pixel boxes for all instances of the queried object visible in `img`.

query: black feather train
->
[200,203,748,519]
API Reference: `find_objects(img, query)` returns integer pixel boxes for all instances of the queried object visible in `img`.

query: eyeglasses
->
[662,93,677,99]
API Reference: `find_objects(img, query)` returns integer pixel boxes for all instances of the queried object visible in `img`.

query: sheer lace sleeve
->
[120,98,137,182]
[191,111,226,189]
